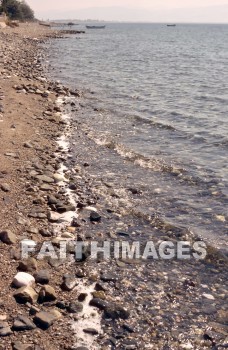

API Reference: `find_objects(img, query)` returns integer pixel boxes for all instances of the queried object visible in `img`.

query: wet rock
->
[12,315,36,331]
[18,258,37,272]
[89,298,109,310]
[38,285,57,302]
[13,272,35,288]
[61,274,77,291]
[56,204,76,213]
[67,302,83,314]
[0,321,12,337]
[78,293,88,302]
[100,273,118,283]
[83,328,99,335]
[104,304,130,320]
[0,230,17,244]
[14,286,38,304]
[90,211,101,222]
[34,270,50,285]
[0,183,10,192]
[56,301,66,310]
[92,291,106,300]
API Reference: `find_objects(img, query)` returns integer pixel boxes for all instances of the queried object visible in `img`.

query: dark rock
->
[100,273,118,283]
[39,228,52,237]
[104,304,130,320]
[12,315,36,331]
[0,230,17,244]
[78,293,88,302]
[18,258,37,272]
[47,195,58,205]
[33,311,56,330]
[83,328,99,335]
[67,302,83,314]
[90,211,101,222]
[0,321,12,336]
[61,274,77,291]
[34,270,50,285]
[56,301,66,310]
[89,298,109,310]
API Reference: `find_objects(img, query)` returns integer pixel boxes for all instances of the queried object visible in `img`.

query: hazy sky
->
[27,0,228,22]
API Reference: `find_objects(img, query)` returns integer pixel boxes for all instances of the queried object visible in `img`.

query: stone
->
[40,184,53,191]
[35,175,54,183]
[104,304,130,320]
[0,230,17,244]
[47,211,61,223]
[14,286,38,304]
[33,311,57,329]
[56,205,76,213]
[75,348,89,350]
[18,258,37,272]
[78,293,88,302]
[202,293,215,300]
[53,174,65,183]
[83,328,99,335]
[67,302,83,314]
[92,291,106,300]
[90,211,101,222]
[34,270,50,285]
[38,285,57,302]
[100,273,118,282]
[12,315,36,331]
[47,195,58,205]
[89,298,109,310]
[0,183,10,192]
[0,321,12,337]
[13,272,35,288]
[24,142,33,149]
[61,274,77,291]
[12,342,33,350]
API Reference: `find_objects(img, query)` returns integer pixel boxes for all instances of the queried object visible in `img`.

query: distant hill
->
[38,4,228,23]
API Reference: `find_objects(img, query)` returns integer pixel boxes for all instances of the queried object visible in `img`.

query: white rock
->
[202,293,215,300]
[13,272,35,288]
[53,173,65,183]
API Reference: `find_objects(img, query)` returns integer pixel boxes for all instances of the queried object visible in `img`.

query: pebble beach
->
[0,23,227,350]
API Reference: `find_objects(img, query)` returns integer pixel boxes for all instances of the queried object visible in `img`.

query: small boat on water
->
[167,24,176,27]
[86,25,106,29]
[39,21,51,27]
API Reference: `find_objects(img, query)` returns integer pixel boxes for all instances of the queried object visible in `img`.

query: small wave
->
[131,114,177,131]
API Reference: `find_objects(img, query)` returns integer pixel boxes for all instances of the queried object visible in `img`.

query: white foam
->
[72,280,103,349]
[55,96,103,348]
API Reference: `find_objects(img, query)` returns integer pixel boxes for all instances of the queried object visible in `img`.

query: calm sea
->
[47,23,228,251]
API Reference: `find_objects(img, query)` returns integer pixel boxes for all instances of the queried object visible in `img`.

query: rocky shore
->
[0,23,227,350]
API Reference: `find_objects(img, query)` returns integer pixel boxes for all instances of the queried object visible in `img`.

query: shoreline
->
[0,23,227,350]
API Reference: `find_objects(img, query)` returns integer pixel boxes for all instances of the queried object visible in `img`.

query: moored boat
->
[86,25,106,29]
